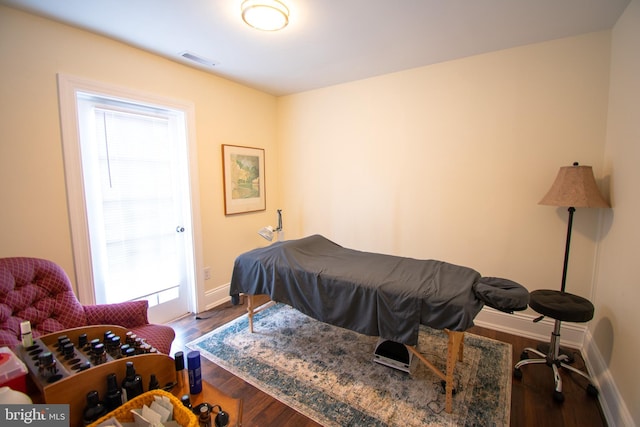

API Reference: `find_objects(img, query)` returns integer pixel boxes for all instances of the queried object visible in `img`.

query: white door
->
[73,92,194,323]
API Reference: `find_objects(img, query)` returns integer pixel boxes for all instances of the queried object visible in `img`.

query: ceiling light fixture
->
[241,0,289,32]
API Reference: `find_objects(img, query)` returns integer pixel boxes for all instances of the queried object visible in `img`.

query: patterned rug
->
[187,303,511,426]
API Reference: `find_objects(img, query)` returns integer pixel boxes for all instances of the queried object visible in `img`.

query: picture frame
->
[222,144,266,215]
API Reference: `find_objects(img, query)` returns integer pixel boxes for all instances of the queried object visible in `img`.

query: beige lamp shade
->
[539,163,610,208]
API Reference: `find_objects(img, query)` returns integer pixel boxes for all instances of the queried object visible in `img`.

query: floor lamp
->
[537,162,610,357]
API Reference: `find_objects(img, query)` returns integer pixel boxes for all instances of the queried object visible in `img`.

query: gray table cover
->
[229,234,484,346]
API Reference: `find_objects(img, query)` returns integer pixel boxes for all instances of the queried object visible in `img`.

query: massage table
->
[229,234,528,413]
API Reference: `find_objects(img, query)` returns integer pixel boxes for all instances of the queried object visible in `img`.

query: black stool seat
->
[514,289,599,403]
[529,289,594,323]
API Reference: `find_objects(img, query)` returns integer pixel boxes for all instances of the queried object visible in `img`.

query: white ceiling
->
[1,0,630,96]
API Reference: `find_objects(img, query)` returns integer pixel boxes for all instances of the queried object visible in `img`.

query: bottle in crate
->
[82,390,107,425]
[104,373,123,412]
[121,361,143,402]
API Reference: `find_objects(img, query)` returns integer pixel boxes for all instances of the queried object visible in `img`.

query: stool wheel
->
[587,384,599,397]
[513,368,522,379]
[553,390,565,403]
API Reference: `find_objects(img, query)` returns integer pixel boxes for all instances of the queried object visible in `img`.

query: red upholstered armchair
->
[0,257,175,354]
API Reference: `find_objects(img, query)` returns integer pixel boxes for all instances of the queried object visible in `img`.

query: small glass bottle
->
[92,343,107,365]
[180,394,192,409]
[88,338,100,355]
[104,333,115,354]
[78,333,88,350]
[56,335,68,349]
[198,405,211,427]
[57,338,71,354]
[148,373,159,390]
[109,336,121,357]
[38,352,57,378]
[63,342,75,360]
[120,343,131,358]
[82,390,107,426]
[126,332,136,346]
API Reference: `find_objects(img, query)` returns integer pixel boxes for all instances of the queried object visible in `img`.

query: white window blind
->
[78,95,183,305]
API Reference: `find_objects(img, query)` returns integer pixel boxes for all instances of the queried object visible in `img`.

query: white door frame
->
[57,73,205,316]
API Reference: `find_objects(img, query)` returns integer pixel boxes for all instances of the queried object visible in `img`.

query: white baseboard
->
[583,330,636,427]
[202,283,232,312]
[474,306,586,348]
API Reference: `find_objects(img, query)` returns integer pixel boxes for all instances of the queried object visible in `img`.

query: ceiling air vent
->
[180,52,218,68]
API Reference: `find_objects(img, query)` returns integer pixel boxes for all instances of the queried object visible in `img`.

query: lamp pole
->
[560,207,575,293]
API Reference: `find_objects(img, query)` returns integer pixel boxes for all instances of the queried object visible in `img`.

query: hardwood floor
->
[167,296,607,427]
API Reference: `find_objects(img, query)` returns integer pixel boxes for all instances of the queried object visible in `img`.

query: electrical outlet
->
[204,267,211,280]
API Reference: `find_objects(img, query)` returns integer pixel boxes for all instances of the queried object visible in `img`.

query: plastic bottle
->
[187,350,202,394]
[20,321,33,347]
[121,361,144,402]
[104,373,123,412]
[82,390,107,425]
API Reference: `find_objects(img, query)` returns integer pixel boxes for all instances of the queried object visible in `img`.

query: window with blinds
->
[77,93,188,307]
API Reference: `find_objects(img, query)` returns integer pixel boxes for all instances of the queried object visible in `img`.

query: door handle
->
[176,226,185,233]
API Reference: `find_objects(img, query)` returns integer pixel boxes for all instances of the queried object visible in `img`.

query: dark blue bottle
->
[187,350,202,394]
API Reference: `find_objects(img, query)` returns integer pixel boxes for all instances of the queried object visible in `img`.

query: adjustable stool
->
[514,289,599,402]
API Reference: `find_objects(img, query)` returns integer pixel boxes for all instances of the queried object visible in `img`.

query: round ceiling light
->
[241,0,289,31]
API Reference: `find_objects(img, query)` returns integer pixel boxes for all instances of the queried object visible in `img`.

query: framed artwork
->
[222,144,266,215]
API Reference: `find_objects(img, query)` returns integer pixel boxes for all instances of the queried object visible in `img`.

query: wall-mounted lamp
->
[258,209,283,241]
[241,0,289,31]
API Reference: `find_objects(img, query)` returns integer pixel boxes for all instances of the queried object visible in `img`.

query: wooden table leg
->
[247,294,255,333]
[445,330,465,413]
[406,329,465,414]
[406,346,446,382]
[245,295,276,333]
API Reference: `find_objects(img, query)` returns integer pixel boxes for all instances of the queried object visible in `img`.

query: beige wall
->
[596,0,640,424]
[0,6,279,295]
[277,32,611,302]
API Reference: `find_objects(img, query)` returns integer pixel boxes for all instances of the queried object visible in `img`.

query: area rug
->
[187,303,511,427]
